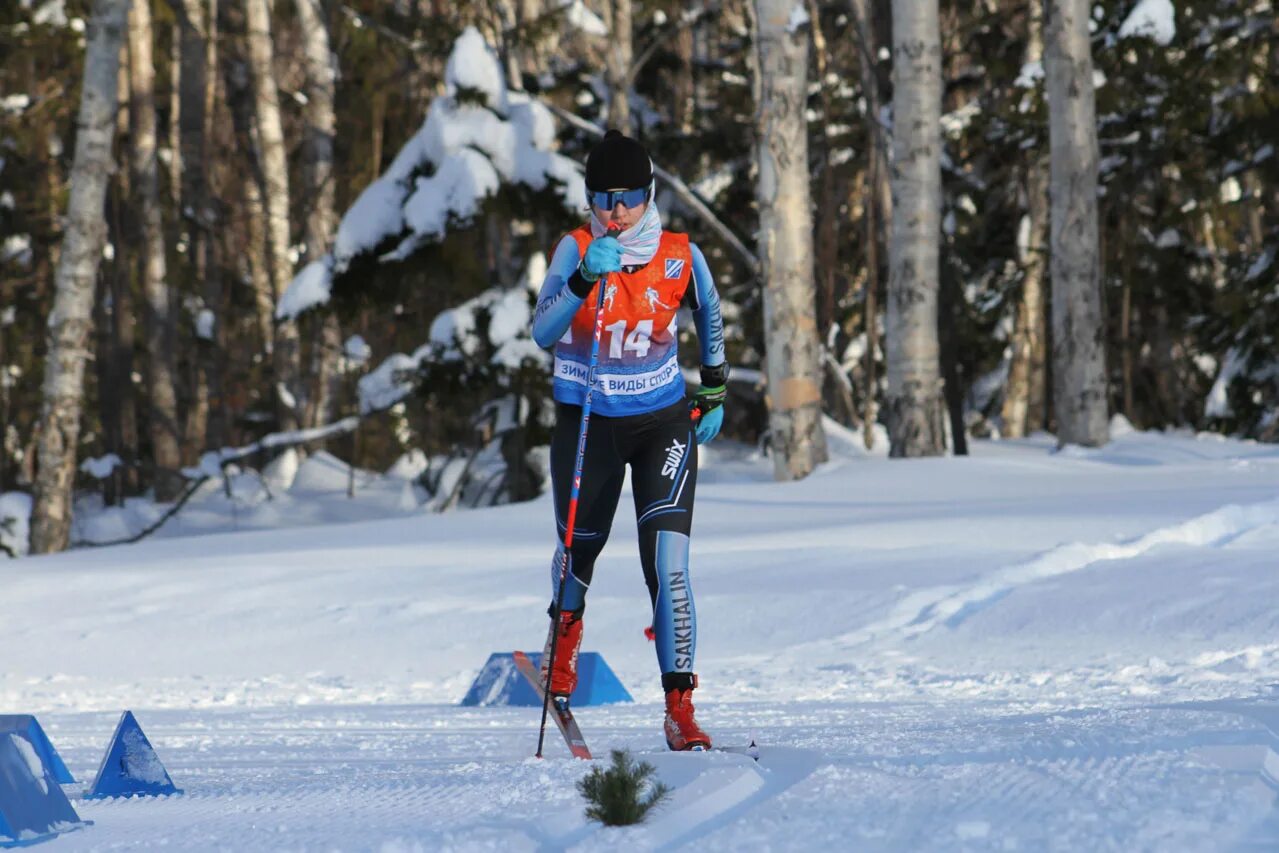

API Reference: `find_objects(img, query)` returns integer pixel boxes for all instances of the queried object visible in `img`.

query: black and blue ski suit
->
[532,223,726,690]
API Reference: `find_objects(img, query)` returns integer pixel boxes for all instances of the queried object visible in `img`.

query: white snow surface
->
[1120,0,1177,46]
[444,27,507,111]
[561,0,608,37]
[0,489,32,557]
[1206,346,1246,418]
[1,233,33,268]
[5,430,1279,849]
[79,453,123,480]
[276,259,333,322]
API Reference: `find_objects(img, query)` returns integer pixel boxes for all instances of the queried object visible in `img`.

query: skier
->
[531,130,727,751]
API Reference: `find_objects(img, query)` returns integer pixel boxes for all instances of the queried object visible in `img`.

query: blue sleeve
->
[532,235,585,349]
[688,242,726,368]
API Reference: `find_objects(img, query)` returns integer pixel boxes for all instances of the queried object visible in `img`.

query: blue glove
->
[579,236,623,282]
[689,384,726,445]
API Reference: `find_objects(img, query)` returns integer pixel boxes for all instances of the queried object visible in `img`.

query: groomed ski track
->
[5,428,1279,849]
[42,701,1279,850]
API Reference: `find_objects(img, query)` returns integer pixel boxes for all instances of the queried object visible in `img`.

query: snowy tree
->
[31,0,129,554]
[1046,0,1108,447]
[885,0,946,457]
[277,26,580,320]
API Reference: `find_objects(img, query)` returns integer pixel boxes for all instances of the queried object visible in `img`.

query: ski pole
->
[537,224,620,759]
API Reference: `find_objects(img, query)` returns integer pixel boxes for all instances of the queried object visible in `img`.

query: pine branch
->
[577,749,671,826]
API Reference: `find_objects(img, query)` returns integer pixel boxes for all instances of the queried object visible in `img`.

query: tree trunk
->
[674,19,695,134]
[223,43,276,359]
[1045,0,1108,447]
[31,0,130,554]
[246,0,302,432]
[605,0,633,133]
[750,0,828,480]
[849,0,890,450]
[1003,154,1050,437]
[129,0,184,500]
[885,0,946,458]
[1001,3,1049,439]
[167,20,182,206]
[174,0,209,280]
[202,0,228,453]
[294,0,343,430]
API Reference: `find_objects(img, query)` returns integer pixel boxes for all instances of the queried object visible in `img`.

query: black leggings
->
[548,399,699,681]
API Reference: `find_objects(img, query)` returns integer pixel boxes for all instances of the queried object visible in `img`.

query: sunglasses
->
[587,186,651,210]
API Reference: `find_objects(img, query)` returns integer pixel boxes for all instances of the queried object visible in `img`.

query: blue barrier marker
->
[0,718,72,786]
[461,652,633,707]
[84,711,182,800]
[0,729,90,848]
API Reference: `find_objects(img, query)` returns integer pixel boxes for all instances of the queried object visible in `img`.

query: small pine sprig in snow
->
[577,749,671,826]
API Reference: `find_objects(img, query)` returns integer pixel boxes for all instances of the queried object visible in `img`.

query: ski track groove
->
[785,495,1279,663]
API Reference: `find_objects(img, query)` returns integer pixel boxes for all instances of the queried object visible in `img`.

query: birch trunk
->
[129,0,183,500]
[246,0,302,432]
[31,0,130,554]
[886,0,946,457]
[751,0,828,480]
[294,0,343,429]
[1002,1,1050,438]
[1045,0,1108,447]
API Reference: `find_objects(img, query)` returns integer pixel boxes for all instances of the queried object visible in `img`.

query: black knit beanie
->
[584,130,652,191]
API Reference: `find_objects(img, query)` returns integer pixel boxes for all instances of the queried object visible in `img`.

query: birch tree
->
[294,0,343,428]
[30,0,130,554]
[129,0,183,500]
[750,0,828,480]
[886,0,946,457]
[1045,0,1108,447]
[246,0,302,432]
[1002,0,1050,439]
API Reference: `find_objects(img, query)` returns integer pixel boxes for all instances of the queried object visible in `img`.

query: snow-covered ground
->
[4,426,1279,850]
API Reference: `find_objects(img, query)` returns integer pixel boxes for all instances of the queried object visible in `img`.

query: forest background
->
[0,0,1275,556]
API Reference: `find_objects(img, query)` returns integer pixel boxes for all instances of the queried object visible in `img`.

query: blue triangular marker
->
[84,711,182,800]
[460,652,633,707]
[0,730,90,848]
[0,717,73,785]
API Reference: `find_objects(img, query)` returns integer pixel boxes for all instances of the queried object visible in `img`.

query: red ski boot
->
[664,678,711,751]
[540,608,584,697]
